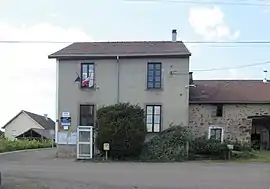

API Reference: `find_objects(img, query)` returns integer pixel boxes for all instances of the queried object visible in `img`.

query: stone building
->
[189,79,270,150]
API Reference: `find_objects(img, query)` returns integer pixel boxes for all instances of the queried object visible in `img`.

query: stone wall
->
[188,104,270,141]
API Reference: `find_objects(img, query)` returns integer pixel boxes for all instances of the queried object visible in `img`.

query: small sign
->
[103,143,110,151]
[63,126,69,130]
[62,112,70,117]
[61,117,71,126]
[227,144,234,150]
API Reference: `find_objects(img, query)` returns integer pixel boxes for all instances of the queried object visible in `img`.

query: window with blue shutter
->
[147,62,162,89]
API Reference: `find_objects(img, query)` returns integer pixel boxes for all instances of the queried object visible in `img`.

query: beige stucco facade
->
[189,103,270,143]
[56,56,190,157]
[4,112,43,140]
[57,57,190,132]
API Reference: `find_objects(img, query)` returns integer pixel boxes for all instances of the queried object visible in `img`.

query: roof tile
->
[49,41,191,58]
[190,80,270,103]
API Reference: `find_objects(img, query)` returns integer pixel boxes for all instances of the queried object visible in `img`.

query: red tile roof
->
[49,41,191,58]
[190,80,270,103]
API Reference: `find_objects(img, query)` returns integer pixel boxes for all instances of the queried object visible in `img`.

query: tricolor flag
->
[82,77,90,87]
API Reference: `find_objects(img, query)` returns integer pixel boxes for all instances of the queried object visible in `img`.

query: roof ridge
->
[73,41,184,44]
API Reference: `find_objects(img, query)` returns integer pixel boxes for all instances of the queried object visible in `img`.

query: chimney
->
[189,72,194,85]
[44,114,48,120]
[172,29,177,42]
[263,70,268,83]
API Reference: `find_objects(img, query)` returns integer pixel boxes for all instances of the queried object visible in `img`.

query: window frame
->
[208,126,224,142]
[80,63,95,88]
[216,104,223,117]
[79,104,95,126]
[147,62,162,89]
[146,105,162,133]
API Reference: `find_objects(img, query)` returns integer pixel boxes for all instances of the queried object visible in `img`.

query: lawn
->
[205,151,270,163]
[236,151,270,163]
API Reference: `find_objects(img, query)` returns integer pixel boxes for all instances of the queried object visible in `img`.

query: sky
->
[1,0,270,126]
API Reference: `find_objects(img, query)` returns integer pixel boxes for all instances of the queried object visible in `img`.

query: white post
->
[55,59,59,145]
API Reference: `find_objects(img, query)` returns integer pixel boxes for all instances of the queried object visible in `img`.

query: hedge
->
[140,126,191,162]
[141,126,254,161]
[0,138,53,153]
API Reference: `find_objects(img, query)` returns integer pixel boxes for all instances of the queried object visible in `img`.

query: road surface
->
[0,148,269,189]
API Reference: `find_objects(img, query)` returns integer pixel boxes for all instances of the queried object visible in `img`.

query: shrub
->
[231,151,257,159]
[96,103,146,160]
[140,126,191,162]
[224,140,252,152]
[0,138,52,152]
[189,136,229,160]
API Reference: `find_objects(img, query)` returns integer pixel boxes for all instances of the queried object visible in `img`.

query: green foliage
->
[96,103,146,160]
[0,137,52,153]
[189,136,229,160]
[231,151,256,159]
[224,140,252,152]
[140,126,191,162]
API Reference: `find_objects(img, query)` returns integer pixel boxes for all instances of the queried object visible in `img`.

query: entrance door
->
[77,126,93,159]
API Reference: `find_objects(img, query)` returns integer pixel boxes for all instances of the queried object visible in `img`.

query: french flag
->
[82,77,90,87]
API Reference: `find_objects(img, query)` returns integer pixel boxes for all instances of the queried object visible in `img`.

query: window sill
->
[147,131,161,133]
[145,88,163,91]
[80,86,96,90]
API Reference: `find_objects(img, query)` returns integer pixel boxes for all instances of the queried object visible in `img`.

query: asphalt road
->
[0,149,270,189]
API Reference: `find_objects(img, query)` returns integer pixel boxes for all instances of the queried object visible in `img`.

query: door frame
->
[77,126,93,159]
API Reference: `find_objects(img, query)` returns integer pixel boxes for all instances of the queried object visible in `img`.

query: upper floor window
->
[216,104,223,117]
[147,62,162,89]
[81,63,95,88]
[146,105,161,133]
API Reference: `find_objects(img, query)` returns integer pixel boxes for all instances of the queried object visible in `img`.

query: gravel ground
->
[0,149,270,189]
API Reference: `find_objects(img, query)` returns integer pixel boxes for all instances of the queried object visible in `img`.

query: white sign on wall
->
[62,112,70,117]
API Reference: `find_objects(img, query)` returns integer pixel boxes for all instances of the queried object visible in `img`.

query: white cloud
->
[0,23,91,126]
[188,6,240,41]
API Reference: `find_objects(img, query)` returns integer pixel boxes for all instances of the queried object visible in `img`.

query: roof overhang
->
[189,101,270,104]
[247,115,270,119]
[48,53,191,60]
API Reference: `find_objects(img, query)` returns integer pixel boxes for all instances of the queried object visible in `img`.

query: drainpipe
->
[116,56,120,103]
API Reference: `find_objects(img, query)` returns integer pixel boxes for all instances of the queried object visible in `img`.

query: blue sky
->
[0,0,270,125]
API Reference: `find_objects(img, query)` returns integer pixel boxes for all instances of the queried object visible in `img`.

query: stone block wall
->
[188,104,270,141]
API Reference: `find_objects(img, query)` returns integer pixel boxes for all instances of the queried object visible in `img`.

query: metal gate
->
[77,126,93,159]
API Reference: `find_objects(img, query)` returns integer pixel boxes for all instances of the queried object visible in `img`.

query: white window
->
[208,126,224,142]
[81,63,95,88]
[146,105,161,133]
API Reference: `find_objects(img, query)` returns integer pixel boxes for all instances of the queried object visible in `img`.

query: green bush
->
[231,150,257,159]
[189,135,229,160]
[224,140,252,152]
[0,138,52,153]
[96,103,146,160]
[140,126,191,162]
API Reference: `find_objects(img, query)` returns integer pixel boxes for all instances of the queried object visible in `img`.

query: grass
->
[0,137,53,153]
[204,151,270,163]
[234,151,270,163]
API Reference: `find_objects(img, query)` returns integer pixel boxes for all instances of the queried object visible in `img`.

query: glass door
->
[77,126,93,159]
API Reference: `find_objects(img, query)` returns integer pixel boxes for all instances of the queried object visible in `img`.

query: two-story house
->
[49,30,191,156]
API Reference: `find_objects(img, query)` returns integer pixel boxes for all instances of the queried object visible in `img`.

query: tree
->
[96,103,146,160]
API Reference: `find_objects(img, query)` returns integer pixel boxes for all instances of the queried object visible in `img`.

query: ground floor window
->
[79,105,95,126]
[208,126,224,142]
[146,105,161,133]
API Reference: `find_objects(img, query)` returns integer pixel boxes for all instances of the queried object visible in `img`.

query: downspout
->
[116,56,120,103]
